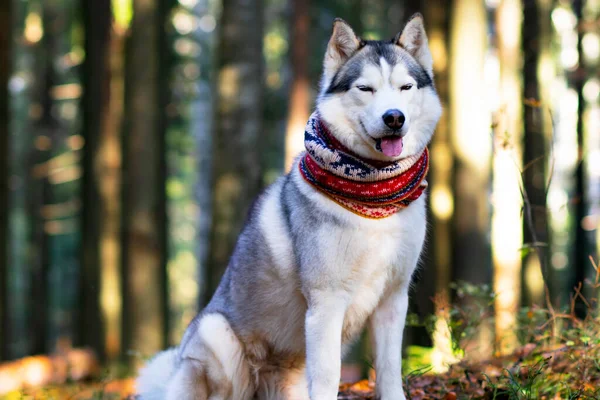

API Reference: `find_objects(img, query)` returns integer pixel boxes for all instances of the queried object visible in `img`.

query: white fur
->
[292,170,426,400]
[136,348,178,400]
[167,314,255,400]
[196,314,250,383]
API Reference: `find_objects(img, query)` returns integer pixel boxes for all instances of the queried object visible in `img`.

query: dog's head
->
[316,14,442,161]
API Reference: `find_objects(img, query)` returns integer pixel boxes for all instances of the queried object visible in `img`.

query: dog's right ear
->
[323,19,361,78]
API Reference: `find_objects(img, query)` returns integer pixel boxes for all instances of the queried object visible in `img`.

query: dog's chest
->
[334,229,403,343]
[314,203,425,344]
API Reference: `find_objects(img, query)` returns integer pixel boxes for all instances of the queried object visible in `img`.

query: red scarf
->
[299,113,429,219]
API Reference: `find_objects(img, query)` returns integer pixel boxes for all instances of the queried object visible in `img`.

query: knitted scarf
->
[299,112,429,219]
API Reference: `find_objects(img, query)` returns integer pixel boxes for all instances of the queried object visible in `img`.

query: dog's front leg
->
[305,291,348,400]
[369,288,409,400]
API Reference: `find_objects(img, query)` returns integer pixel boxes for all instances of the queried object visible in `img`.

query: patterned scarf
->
[298,112,429,219]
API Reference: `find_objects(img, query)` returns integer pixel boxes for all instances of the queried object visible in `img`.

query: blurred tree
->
[262,0,289,182]
[189,0,217,330]
[204,0,265,301]
[284,0,310,171]
[27,0,63,355]
[121,0,169,360]
[166,0,205,343]
[493,0,523,354]
[421,0,455,371]
[522,0,549,307]
[573,0,586,292]
[534,0,558,306]
[571,0,595,316]
[79,0,112,361]
[23,0,85,355]
[581,2,600,284]
[449,0,493,360]
[0,0,10,362]
[6,0,38,360]
[449,0,492,290]
[41,0,83,354]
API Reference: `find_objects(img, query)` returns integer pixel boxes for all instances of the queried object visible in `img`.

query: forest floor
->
[4,274,600,400]
[339,342,600,399]
[2,340,600,400]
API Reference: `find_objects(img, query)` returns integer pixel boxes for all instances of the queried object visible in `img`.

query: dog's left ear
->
[395,13,433,75]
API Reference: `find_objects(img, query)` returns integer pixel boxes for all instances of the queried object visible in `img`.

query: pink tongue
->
[380,136,404,157]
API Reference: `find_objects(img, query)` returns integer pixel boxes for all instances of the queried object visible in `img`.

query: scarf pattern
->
[299,113,429,219]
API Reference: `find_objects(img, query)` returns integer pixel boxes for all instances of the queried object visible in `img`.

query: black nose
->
[382,109,405,130]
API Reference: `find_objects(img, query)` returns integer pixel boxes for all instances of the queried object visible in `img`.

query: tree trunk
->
[492,0,523,355]
[571,0,593,316]
[284,0,310,171]
[0,0,11,362]
[79,0,112,361]
[449,0,492,360]
[421,0,455,372]
[5,0,37,360]
[172,0,216,342]
[27,0,67,355]
[204,0,264,302]
[534,0,558,308]
[449,0,492,286]
[39,0,81,353]
[521,0,548,308]
[121,0,168,361]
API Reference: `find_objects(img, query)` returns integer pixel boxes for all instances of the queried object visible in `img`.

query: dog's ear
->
[395,13,433,75]
[323,18,361,77]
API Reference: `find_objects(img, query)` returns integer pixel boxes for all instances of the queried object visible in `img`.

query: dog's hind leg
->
[280,367,310,400]
[256,367,309,400]
[166,313,255,400]
[165,358,209,400]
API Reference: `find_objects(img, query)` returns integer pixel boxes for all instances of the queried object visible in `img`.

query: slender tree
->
[421,0,455,371]
[183,0,217,339]
[449,0,492,289]
[79,0,112,360]
[204,0,264,302]
[0,0,11,362]
[571,0,592,316]
[522,0,549,307]
[449,0,492,360]
[156,0,172,347]
[27,0,65,355]
[7,0,39,360]
[407,0,433,340]
[493,0,523,354]
[284,0,310,171]
[121,0,169,360]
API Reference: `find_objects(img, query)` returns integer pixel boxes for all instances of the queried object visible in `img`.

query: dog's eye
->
[400,84,413,91]
[356,85,374,93]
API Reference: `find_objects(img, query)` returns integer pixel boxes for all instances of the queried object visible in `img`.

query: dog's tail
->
[135,347,178,400]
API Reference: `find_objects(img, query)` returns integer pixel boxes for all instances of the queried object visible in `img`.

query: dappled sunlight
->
[491,0,524,354]
[449,0,491,174]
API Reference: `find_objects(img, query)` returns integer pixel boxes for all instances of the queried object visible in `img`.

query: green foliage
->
[402,345,433,375]
[446,281,496,353]
[401,267,600,398]
[515,306,548,346]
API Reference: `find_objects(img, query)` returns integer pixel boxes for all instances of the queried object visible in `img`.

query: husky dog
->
[137,14,441,400]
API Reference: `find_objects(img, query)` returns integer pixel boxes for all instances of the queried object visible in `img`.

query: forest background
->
[0,0,599,394]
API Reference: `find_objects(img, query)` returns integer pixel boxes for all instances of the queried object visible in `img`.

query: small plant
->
[444,281,496,356]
